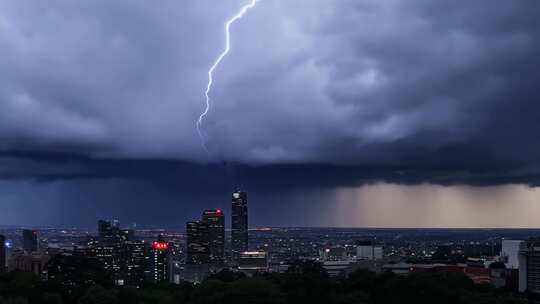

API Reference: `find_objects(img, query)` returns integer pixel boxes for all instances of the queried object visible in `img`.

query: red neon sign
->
[152,241,168,250]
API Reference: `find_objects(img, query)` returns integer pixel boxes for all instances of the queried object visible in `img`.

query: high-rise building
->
[519,239,540,292]
[22,230,38,253]
[202,209,225,264]
[149,236,169,283]
[118,240,149,287]
[98,220,133,244]
[46,253,109,293]
[231,191,248,260]
[98,220,113,239]
[91,220,137,285]
[186,221,210,265]
[186,209,225,265]
[0,235,6,273]
[502,239,524,269]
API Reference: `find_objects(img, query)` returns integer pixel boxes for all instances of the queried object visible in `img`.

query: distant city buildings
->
[22,229,38,253]
[0,235,6,273]
[9,252,50,277]
[321,246,347,261]
[231,190,248,260]
[356,241,383,261]
[238,251,267,275]
[46,253,108,292]
[519,239,540,292]
[5,190,537,293]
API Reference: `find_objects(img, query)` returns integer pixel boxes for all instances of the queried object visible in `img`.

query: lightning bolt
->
[196,0,259,155]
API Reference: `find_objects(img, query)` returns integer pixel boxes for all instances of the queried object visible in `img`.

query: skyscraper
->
[231,190,248,260]
[519,239,540,292]
[202,209,225,264]
[118,240,149,287]
[186,221,210,265]
[0,235,6,273]
[149,236,169,283]
[98,220,132,244]
[98,219,113,239]
[91,220,137,285]
[22,230,38,253]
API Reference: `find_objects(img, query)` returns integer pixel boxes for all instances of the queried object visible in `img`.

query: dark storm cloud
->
[3,150,540,227]
[2,150,540,189]
[0,0,539,183]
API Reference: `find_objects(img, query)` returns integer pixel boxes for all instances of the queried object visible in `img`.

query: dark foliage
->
[0,261,535,304]
[207,269,246,282]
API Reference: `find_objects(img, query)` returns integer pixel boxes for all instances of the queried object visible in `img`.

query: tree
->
[275,260,335,304]
[40,293,63,304]
[78,286,118,304]
[207,269,246,283]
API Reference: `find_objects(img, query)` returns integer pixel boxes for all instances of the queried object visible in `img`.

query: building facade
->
[22,229,38,253]
[501,239,523,269]
[0,235,5,273]
[149,237,169,283]
[519,239,540,292]
[186,221,210,264]
[90,220,141,286]
[238,251,268,275]
[231,191,248,260]
[8,252,50,277]
[356,241,383,260]
[118,240,149,287]
[202,209,225,264]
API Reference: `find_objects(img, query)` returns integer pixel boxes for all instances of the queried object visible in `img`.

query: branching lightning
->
[196,0,259,155]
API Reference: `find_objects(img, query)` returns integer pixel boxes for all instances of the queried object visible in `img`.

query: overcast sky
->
[1,0,539,228]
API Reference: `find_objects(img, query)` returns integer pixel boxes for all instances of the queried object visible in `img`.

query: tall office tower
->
[519,239,540,292]
[0,235,6,273]
[92,220,136,285]
[94,220,118,274]
[118,240,149,287]
[22,230,38,253]
[149,236,169,283]
[98,220,113,239]
[202,209,225,264]
[98,220,132,244]
[186,221,210,264]
[502,239,524,269]
[231,191,248,260]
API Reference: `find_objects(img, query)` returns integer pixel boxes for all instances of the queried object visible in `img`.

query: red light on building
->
[152,241,168,251]
[216,209,222,214]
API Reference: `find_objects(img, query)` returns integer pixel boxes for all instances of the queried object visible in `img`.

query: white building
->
[238,251,268,276]
[356,241,383,260]
[322,260,356,277]
[501,239,523,269]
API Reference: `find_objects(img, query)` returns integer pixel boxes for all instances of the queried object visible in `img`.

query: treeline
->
[0,260,536,304]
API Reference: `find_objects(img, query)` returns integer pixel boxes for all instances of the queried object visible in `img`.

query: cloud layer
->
[1,0,539,175]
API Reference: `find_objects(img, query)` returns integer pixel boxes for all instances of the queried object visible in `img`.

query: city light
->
[152,241,168,251]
